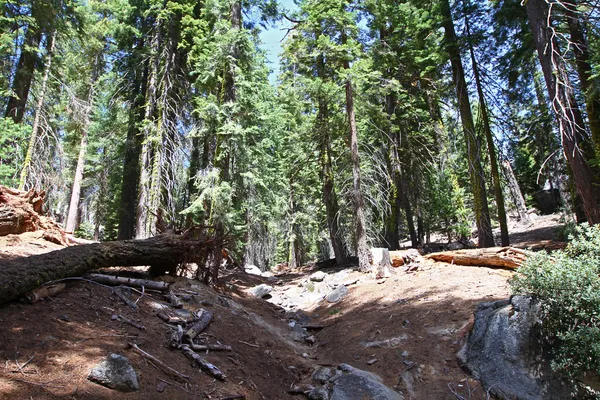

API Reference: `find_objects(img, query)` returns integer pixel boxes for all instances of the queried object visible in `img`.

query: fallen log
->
[0,234,212,305]
[85,273,170,291]
[424,247,531,270]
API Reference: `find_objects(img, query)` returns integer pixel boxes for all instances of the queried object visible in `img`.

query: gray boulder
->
[331,364,403,400]
[326,285,349,303]
[88,354,139,392]
[310,271,328,282]
[458,296,569,400]
[248,284,273,298]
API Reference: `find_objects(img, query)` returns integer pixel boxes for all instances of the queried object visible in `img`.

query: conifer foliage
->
[2,0,600,268]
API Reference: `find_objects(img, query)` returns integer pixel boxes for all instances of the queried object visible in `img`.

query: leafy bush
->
[511,223,600,382]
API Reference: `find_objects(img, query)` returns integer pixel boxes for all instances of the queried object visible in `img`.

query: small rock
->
[326,286,349,303]
[401,351,409,358]
[310,271,327,282]
[57,315,71,322]
[366,358,378,365]
[156,380,168,392]
[111,314,118,320]
[245,264,263,275]
[88,354,139,392]
[308,387,330,400]
[305,335,316,344]
[312,367,333,384]
[248,284,273,299]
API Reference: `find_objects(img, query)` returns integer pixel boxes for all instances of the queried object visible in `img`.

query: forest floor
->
[0,214,565,400]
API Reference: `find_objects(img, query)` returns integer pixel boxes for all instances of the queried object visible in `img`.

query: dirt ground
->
[0,214,565,400]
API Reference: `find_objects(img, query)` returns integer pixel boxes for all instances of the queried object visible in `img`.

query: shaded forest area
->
[1,0,599,270]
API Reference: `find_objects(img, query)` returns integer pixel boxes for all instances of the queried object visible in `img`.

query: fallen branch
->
[118,314,145,330]
[424,247,532,270]
[25,283,65,303]
[189,344,232,352]
[85,273,170,291]
[113,288,139,310]
[157,311,187,326]
[184,309,213,341]
[180,345,226,381]
[166,290,183,308]
[129,343,189,381]
[238,341,259,348]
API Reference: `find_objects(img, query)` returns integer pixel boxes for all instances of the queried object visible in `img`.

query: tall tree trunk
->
[288,176,302,269]
[18,28,56,190]
[344,62,370,272]
[565,4,600,152]
[65,54,102,233]
[136,18,161,239]
[441,0,495,247]
[4,1,42,124]
[316,51,347,264]
[464,6,509,246]
[502,160,532,225]
[384,93,400,251]
[525,0,600,224]
[117,61,146,240]
[395,130,418,247]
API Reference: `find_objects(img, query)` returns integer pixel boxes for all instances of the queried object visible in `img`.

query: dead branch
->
[180,345,226,381]
[183,309,213,341]
[129,343,190,381]
[188,344,232,352]
[86,273,170,291]
[118,314,145,330]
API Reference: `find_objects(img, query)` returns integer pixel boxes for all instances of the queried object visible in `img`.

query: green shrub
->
[511,223,600,382]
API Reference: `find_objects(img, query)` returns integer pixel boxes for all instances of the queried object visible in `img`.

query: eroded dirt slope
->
[0,214,564,399]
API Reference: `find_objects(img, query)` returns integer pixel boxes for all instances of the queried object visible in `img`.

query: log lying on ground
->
[424,247,531,270]
[0,234,205,305]
[85,273,170,291]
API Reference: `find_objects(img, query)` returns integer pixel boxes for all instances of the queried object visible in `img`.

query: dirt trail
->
[0,214,564,399]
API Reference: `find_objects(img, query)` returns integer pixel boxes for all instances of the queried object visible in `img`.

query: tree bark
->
[502,160,532,224]
[565,4,600,152]
[4,1,43,124]
[424,247,531,270]
[65,54,101,233]
[525,0,600,224]
[441,0,495,247]
[464,6,509,246]
[136,17,161,239]
[316,51,347,265]
[118,37,147,240]
[0,234,206,305]
[18,28,56,190]
[343,52,370,272]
